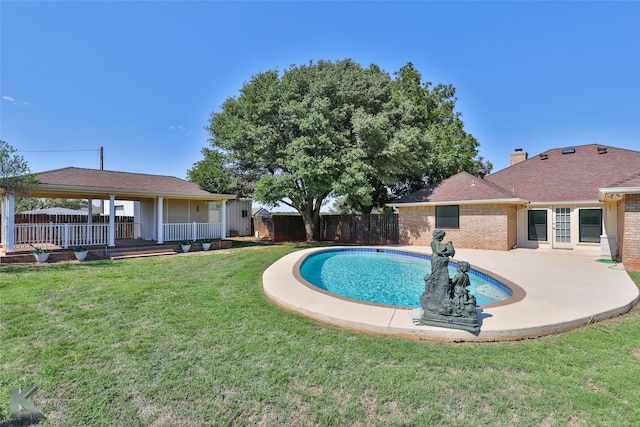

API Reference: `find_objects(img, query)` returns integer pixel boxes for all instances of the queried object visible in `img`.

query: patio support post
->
[133,201,141,239]
[2,193,16,253]
[221,200,227,239]
[87,198,93,244]
[157,197,164,244]
[63,223,70,249]
[108,195,116,247]
[0,194,6,248]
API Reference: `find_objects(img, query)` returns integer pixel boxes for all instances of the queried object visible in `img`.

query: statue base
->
[410,308,480,334]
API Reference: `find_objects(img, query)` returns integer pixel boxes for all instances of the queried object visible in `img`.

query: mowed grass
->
[1,242,639,426]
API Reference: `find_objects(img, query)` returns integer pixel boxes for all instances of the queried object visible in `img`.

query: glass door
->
[553,207,572,249]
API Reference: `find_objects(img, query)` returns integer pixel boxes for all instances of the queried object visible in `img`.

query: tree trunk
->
[312,210,321,241]
[299,197,324,242]
[301,210,315,242]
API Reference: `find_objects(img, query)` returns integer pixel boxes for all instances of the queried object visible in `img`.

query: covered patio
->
[1,167,235,253]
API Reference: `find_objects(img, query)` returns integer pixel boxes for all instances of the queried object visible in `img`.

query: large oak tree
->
[200,59,490,241]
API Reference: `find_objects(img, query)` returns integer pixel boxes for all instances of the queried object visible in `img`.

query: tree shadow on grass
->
[226,237,342,250]
[0,258,120,274]
[0,419,43,427]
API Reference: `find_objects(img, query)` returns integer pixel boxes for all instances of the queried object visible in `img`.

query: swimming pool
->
[299,248,512,307]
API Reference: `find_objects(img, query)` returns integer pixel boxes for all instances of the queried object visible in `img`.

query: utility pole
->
[99,146,104,215]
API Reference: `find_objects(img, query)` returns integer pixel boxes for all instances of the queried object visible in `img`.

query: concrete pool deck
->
[262,246,639,342]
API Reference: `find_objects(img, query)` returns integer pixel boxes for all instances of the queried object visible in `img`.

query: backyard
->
[1,241,639,426]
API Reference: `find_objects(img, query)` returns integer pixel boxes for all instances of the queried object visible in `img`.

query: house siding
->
[398,206,435,247]
[622,194,640,271]
[398,204,516,251]
[209,200,253,236]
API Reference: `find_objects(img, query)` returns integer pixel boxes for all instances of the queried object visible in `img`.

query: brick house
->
[388,144,640,271]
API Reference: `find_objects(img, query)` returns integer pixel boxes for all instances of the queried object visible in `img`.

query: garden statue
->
[450,261,478,318]
[411,229,480,333]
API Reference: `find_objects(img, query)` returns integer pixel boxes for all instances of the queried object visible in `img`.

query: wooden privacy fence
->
[253,214,398,244]
[321,214,398,244]
[253,216,300,242]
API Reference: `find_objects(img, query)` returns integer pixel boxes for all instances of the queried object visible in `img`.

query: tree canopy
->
[187,147,235,195]
[0,140,36,196]
[198,59,491,241]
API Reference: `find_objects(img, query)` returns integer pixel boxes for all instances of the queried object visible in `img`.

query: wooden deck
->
[0,239,232,264]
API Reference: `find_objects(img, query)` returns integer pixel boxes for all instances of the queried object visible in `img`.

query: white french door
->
[553,207,573,249]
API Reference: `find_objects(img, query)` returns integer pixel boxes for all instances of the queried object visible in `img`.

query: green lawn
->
[1,242,639,426]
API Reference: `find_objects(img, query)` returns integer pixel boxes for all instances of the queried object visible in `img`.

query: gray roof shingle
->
[486,144,640,202]
[29,167,234,200]
[391,144,640,205]
[392,172,523,204]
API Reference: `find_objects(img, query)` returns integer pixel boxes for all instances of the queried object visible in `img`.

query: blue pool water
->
[299,248,512,307]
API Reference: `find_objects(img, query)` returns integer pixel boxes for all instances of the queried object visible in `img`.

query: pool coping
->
[262,246,640,342]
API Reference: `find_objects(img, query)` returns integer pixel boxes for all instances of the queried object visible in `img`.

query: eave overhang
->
[599,186,640,199]
[527,200,604,207]
[387,198,527,209]
[6,183,236,202]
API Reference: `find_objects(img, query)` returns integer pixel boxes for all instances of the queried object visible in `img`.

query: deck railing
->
[13,222,141,250]
[12,222,222,250]
[162,222,223,242]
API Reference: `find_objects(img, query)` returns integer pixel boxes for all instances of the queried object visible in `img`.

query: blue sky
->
[2,1,639,189]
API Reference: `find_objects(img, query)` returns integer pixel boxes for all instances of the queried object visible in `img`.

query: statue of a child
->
[450,261,477,316]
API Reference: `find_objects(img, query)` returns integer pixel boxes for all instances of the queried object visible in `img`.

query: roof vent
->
[597,146,608,154]
[562,147,576,154]
[540,153,549,160]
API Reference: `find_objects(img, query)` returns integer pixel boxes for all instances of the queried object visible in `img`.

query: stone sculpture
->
[411,229,480,333]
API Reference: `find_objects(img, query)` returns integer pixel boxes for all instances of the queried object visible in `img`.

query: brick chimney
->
[510,148,528,166]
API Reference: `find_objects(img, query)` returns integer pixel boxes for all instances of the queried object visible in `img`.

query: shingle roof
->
[390,144,640,206]
[26,167,234,200]
[603,172,640,189]
[391,172,524,205]
[485,144,640,202]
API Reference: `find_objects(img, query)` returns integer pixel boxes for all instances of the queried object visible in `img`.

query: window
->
[241,210,248,218]
[435,205,459,229]
[579,209,602,243]
[528,210,547,241]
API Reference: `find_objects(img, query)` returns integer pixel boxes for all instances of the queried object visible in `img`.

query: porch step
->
[110,250,178,260]
[106,240,232,260]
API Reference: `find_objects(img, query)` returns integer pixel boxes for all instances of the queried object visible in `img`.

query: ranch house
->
[388,144,640,271]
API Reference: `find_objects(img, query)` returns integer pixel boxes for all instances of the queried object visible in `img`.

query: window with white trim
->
[579,208,602,243]
[528,210,547,241]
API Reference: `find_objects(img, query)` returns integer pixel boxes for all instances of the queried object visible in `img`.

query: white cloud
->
[169,124,191,136]
[2,95,31,106]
